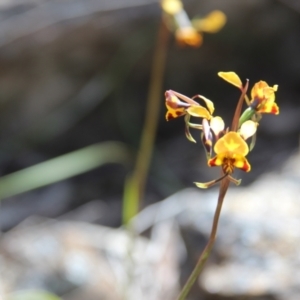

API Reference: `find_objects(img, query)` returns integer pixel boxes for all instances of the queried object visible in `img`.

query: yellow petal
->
[210,116,225,136]
[239,120,257,140]
[187,106,211,119]
[207,154,224,167]
[165,105,185,121]
[218,72,243,89]
[194,95,215,115]
[192,10,227,33]
[214,132,249,156]
[161,0,183,15]
[251,81,272,101]
[232,154,251,172]
[200,95,215,115]
[258,102,279,115]
[263,87,276,102]
[251,80,266,99]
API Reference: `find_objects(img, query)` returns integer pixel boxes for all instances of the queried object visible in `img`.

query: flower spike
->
[164,71,280,190]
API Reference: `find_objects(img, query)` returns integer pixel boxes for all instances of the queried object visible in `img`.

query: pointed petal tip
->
[272,103,280,115]
[194,182,209,189]
[229,176,242,186]
[186,132,197,143]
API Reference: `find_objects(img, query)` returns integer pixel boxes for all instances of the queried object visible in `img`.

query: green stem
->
[176,177,230,300]
[122,21,170,224]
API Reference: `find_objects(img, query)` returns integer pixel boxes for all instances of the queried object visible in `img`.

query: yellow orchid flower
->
[250,81,279,114]
[161,0,202,48]
[161,1,226,48]
[207,131,251,173]
[165,90,214,120]
[195,122,257,189]
[165,90,215,142]
[195,120,257,189]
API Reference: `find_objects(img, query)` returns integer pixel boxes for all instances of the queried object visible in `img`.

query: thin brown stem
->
[231,80,249,131]
[176,177,230,300]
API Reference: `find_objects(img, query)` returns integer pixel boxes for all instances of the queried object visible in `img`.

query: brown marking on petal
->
[240,160,251,172]
[166,113,174,121]
[222,158,235,174]
[258,103,279,115]
[176,111,184,116]
[205,139,212,147]
[271,104,279,115]
[202,141,212,157]
[208,156,217,167]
